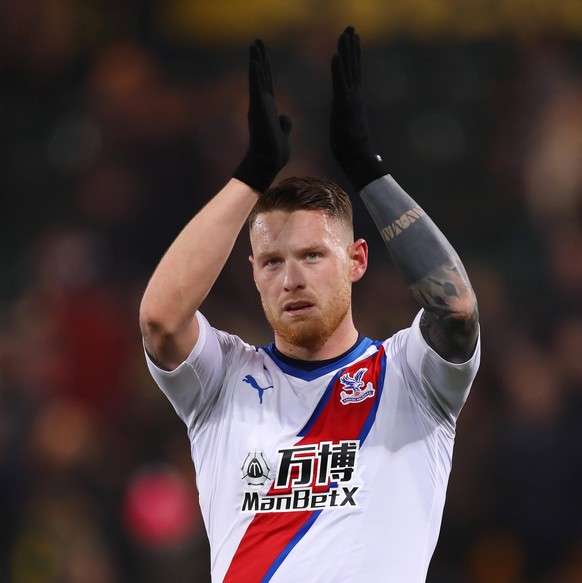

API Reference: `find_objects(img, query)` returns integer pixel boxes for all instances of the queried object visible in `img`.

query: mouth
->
[283,301,315,316]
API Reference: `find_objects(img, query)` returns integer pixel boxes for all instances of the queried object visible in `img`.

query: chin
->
[278,321,329,351]
[269,308,349,352]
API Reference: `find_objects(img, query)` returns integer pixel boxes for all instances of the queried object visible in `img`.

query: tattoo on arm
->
[411,265,479,362]
[360,175,479,362]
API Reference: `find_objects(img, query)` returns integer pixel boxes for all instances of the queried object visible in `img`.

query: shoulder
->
[381,310,481,426]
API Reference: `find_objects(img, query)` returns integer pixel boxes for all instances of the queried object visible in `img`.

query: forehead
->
[250,209,349,250]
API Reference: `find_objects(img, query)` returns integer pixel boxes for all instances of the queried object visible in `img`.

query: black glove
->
[330,26,389,191]
[233,39,292,193]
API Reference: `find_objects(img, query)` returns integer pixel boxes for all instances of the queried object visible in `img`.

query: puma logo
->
[243,374,274,404]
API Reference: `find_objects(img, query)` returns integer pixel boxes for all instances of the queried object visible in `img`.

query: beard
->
[262,282,352,352]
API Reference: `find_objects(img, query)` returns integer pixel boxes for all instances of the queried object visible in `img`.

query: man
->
[140,27,480,583]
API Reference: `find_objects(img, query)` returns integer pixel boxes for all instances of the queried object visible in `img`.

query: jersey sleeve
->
[144,311,237,432]
[397,309,481,428]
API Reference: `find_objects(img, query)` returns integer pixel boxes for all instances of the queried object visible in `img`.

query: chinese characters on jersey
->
[241,440,360,513]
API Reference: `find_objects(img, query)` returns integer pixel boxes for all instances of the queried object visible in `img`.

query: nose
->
[283,260,306,292]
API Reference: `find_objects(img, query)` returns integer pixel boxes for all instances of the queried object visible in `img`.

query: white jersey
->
[145,310,480,583]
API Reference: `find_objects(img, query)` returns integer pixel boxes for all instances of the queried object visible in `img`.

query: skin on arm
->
[139,178,258,370]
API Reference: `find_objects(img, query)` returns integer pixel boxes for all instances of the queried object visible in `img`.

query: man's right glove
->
[233,39,292,193]
[330,26,389,191]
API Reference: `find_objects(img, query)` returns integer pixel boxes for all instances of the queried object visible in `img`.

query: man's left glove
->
[330,26,389,191]
[233,39,292,193]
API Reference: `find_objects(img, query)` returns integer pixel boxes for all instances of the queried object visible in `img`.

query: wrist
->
[337,152,390,192]
[233,152,282,194]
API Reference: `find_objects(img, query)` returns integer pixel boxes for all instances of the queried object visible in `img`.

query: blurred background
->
[1,1,582,581]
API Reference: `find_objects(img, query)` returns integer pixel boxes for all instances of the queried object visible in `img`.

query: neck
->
[274,314,359,361]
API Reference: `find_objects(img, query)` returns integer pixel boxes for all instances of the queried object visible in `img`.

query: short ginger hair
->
[248,176,353,232]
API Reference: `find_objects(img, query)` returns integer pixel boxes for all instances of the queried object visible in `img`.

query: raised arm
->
[139,40,291,370]
[330,27,478,363]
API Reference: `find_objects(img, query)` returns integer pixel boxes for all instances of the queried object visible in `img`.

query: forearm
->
[139,179,258,365]
[360,175,478,362]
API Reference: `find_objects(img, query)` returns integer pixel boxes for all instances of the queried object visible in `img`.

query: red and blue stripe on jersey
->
[223,341,386,583]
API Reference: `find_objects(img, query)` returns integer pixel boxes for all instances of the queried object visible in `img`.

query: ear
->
[349,238,368,283]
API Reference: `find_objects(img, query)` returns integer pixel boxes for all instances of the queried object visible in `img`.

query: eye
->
[306,251,321,261]
[264,257,282,267]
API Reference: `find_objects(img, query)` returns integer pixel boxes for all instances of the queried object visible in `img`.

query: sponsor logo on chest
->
[241,440,360,513]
